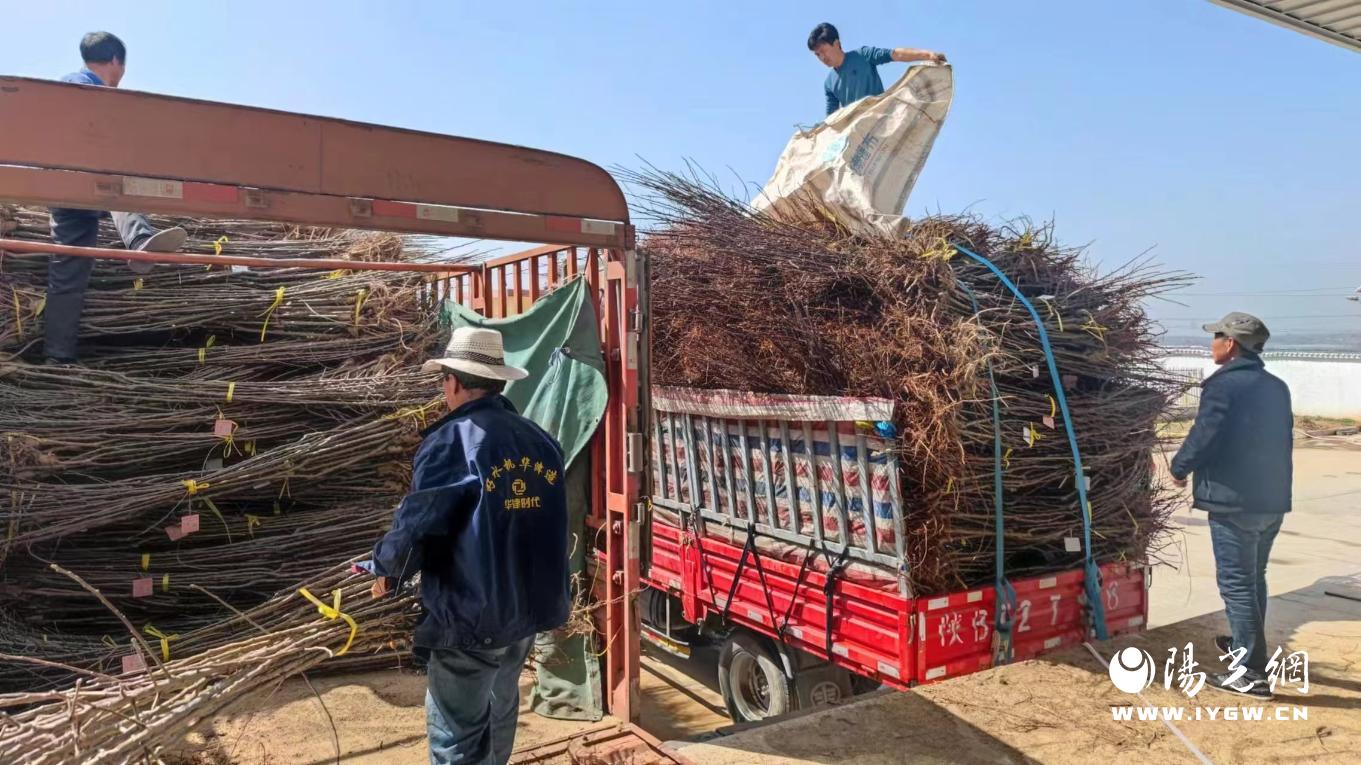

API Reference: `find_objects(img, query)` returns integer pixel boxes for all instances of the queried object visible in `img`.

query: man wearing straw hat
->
[369,326,570,765]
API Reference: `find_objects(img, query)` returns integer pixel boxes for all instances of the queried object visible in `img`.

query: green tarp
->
[441,277,604,721]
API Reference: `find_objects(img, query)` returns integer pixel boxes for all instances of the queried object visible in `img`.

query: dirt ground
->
[675,578,1361,764]
[185,445,1360,764]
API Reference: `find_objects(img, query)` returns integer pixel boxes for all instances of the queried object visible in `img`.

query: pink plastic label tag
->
[165,525,185,542]
[213,419,235,438]
[132,577,154,598]
[180,514,200,534]
[121,652,147,674]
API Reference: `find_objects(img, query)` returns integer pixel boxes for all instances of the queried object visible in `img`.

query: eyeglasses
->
[1213,332,1227,339]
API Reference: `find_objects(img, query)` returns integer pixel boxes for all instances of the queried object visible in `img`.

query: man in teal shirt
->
[808,22,947,116]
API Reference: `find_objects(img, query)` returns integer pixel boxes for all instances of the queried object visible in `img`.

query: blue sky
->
[8,0,1360,339]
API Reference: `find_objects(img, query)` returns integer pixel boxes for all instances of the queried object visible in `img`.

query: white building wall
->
[1158,351,1361,419]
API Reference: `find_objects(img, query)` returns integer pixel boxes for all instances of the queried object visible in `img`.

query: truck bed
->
[642,385,1148,688]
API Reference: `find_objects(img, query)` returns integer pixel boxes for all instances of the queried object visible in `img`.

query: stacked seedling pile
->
[0,208,444,689]
[630,170,1187,595]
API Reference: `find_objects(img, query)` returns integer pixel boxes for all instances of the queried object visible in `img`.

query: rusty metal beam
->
[0,165,628,249]
[0,76,629,224]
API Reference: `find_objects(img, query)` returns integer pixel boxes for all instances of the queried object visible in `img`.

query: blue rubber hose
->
[952,244,1109,640]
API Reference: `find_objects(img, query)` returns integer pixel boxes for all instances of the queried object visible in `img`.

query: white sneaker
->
[128,226,188,274]
[138,227,188,253]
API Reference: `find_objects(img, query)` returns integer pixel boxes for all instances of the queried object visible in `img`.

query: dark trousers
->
[425,636,535,765]
[45,208,154,361]
[1208,511,1285,676]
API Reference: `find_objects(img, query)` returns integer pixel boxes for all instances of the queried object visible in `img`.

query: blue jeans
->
[46,209,156,361]
[425,636,536,765]
[1208,512,1284,677]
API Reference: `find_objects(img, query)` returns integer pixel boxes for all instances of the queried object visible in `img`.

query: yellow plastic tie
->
[245,440,257,456]
[33,296,45,317]
[383,400,440,428]
[140,553,150,572]
[1002,447,1013,469]
[297,588,358,656]
[258,286,286,341]
[944,476,955,494]
[245,514,261,537]
[1081,313,1109,346]
[213,236,229,256]
[133,278,144,291]
[1046,394,1057,418]
[226,381,236,403]
[1024,423,1042,448]
[920,237,956,262]
[142,624,179,662]
[181,479,210,497]
[353,288,368,326]
[161,574,170,593]
[197,335,217,365]
[326,269,346,280]
[10,288,21,336]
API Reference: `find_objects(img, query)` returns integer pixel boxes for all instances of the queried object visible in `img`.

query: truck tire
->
[717,632,793,723]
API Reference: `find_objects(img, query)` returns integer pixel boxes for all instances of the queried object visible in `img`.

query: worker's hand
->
[370,576,394,599]
[930,52,948,64]
[1171,475,1188,489]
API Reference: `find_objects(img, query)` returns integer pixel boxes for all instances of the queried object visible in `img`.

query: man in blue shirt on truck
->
[47,31,188,365]
[807,22,947,116]
[369,326,570,765]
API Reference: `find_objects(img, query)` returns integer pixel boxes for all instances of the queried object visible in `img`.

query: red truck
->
[0,75,1147,728]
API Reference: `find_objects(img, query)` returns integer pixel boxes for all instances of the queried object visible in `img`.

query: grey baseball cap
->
[1203,311,1269,352]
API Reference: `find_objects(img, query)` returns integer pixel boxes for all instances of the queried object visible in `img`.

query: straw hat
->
[421,327,528,381]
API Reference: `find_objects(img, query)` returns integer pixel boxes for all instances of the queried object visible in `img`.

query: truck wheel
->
[717,632,792,723]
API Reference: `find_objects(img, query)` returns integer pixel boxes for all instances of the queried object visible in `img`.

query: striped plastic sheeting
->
[652,415,901,553]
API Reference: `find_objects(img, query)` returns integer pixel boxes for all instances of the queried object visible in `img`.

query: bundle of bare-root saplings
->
[630,170,1188,596]
[0,208,445,691]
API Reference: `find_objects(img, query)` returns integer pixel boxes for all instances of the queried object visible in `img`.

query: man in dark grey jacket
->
[1170,312,1292,699]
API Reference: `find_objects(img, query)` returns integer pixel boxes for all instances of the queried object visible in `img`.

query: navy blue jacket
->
[372,394,570,651]
[1170,355,1292,515]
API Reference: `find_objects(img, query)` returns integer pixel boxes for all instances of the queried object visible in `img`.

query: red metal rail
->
[0,238,478,274]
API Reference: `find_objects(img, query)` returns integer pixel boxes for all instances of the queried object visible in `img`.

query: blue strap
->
[952,244,1109,640]
[956,281,1016,663]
